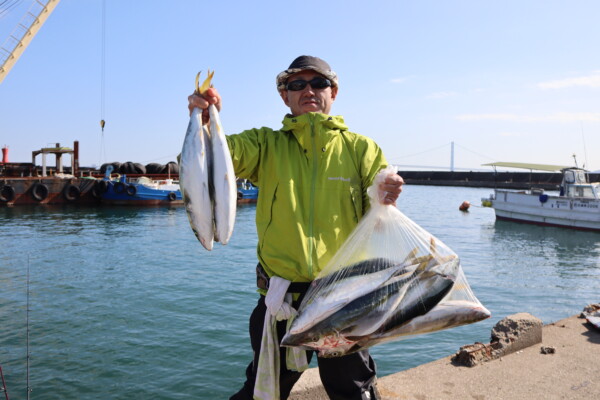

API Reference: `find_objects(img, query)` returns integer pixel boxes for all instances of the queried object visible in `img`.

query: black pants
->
[230,295,380,400]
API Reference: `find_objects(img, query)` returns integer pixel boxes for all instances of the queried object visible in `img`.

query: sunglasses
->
[285,77,332,91]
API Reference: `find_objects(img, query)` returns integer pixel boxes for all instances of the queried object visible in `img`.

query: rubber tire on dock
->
[96,180,109,193]
[0,185,16,202]
[63,184,81,201]
[126,184,137,196]
[113,182,126,194]
[31,182,49,201]
[92,180,108,199]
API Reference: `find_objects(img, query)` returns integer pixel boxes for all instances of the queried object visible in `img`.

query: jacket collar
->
[281,113,348,148]
[281,112,347,131]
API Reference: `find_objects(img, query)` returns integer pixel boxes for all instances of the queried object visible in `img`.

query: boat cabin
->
[560,168,600,199]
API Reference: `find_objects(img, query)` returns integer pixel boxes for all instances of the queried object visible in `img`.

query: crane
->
[0,0,60,84]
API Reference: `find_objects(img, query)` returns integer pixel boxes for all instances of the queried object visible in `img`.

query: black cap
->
[276,55,338,91]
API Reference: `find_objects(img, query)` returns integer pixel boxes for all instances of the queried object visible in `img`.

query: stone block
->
[452,342,499,367]
[491,312,542,357]
[452,312,543,367]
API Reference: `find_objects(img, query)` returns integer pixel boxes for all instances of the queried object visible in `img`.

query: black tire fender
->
[168,192,177,201]
[92,180,107,199]
[96,180,109,193]
[113,181,126,194]
[0,185,16,202]
[126,184,137,196]
[31,182,49,201]
[63,184,81,201]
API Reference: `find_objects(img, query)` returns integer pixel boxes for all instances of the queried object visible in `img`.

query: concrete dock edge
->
[289,314,600,400]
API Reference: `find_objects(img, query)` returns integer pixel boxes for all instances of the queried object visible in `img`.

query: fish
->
[180,70,238,249]
[372,265,457,335]
[282,257,459,357]
[283,272,453,357]
[293,272,456,358]
[315,257,400,283]
[207,80,236,244]
[287,258,416,336]
[307,258,411,302]
[282,277,406,351]
[288,256,446,339]
[342,257,459,337]
[314,297,489,358]
[179,71,215,250]
[370,299,491,340]
[284,330,360,359]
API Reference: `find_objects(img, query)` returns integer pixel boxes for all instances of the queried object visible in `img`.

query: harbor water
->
[1,185,599,399]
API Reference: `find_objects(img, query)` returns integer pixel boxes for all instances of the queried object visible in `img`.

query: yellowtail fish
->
[313,299,491,358]
[180,71,215,250]
[207,72,236,244]
[372,299,491,339]
[286,258,410,337]
[282,257,460,357]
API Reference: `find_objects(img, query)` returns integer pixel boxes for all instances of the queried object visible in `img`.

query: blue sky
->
[1,0,599,171]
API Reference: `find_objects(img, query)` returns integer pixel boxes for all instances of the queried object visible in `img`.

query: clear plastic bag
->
[281,166,490,357]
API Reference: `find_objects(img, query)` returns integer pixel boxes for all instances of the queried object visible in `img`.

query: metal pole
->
[450,141,455,172]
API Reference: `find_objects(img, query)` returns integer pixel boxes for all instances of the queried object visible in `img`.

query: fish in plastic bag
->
[281,166,490,357]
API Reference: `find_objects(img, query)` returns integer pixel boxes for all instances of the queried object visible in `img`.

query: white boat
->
[481,162,600,232]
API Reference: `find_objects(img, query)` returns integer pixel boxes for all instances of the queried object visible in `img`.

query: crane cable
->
[99,0,106,165]
[100,0,105,132]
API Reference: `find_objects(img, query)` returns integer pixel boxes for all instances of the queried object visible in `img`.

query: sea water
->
[1,185,599,399]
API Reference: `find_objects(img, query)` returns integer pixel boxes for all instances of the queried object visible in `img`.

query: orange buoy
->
[459,200,471,212]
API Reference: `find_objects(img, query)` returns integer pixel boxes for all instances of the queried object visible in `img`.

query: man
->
[188,56,403,400]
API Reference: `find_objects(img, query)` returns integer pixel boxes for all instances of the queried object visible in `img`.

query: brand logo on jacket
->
[328,177,351,182]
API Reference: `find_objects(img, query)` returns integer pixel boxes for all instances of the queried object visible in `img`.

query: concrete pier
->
[290,313,600,399]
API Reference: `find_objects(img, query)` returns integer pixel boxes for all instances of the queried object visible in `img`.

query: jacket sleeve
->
[226,127,271,183]
[359,139,388,213]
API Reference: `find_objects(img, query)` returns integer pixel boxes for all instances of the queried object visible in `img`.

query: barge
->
[0,141,101,206]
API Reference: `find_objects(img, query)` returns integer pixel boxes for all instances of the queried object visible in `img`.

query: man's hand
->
[379,173,404,205]
[188,87,222,124]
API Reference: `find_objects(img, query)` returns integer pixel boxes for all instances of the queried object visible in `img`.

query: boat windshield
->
[563,169,588,184]
[565,184,598,199]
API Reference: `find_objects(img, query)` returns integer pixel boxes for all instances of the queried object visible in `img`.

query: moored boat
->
[236,179,258,203]
[482,162,600,232]
[99,169,183,206]
[582,304,600,330]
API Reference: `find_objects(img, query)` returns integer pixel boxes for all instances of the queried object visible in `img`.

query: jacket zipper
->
[307,115,317,278]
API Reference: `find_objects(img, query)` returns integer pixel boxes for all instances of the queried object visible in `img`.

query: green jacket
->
[226,112,387,283]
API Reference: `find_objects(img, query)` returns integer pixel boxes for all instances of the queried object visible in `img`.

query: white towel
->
[253,277,308,400]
